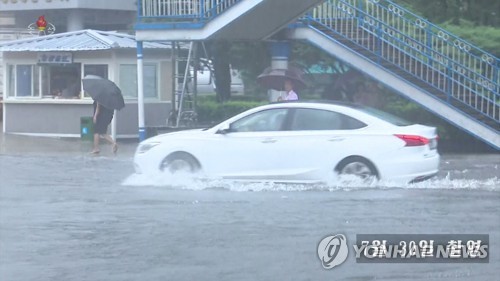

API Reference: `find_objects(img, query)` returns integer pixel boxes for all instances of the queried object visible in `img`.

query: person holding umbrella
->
[256,67,305,102]
[91,100,117,154]
[278,78,299,101]
[82,75,124,154]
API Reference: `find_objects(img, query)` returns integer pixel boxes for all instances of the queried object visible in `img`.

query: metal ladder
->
[170,41,196,127]
[170,41,214,128]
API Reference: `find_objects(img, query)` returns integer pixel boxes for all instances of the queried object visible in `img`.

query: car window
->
[355,106,412,126]
[230,109,288,132]
[290,108,366,131]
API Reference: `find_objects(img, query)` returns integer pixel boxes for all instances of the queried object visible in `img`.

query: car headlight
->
[137,142,160,154]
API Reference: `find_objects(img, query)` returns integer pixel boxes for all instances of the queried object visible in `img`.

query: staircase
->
[135,0,325,40]
[292,0,499,148]
[135,0,499,149]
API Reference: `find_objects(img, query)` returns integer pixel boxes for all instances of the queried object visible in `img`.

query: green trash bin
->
[80,116,94,141]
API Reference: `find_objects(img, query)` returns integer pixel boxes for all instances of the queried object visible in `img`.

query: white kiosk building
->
[0,29,174,138]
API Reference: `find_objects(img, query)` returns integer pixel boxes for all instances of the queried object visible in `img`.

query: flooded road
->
[0,135,499,281]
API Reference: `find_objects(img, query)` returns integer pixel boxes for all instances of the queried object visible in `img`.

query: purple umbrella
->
[257,67,307,91]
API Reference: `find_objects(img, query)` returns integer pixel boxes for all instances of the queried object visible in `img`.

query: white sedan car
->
[134,102,439,184]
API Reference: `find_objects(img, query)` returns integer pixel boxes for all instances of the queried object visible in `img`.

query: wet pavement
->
[0,130,138,157]
[0,130,499,281]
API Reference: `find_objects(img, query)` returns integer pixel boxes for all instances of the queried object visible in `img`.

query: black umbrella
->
[257,67,307,91]
[82,75,125,110]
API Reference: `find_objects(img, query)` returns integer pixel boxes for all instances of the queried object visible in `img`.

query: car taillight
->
[394,134,430,147]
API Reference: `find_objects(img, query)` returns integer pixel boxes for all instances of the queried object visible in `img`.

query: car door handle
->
[328,137,345,142]
[261,138,277,144]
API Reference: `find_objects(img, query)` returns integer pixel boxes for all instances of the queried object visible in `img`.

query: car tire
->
[160,152,200,174]
[336,156,378,181]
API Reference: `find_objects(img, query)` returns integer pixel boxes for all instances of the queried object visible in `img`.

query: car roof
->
[253,100,410,127]
[271,100,360,107]
[208,100,412,131]
[265,100,371,112]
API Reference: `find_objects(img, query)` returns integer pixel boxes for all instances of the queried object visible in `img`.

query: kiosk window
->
[84,64,108,79]
[49,64,81,98]
[120,64,158,99]
[16,65,33,97]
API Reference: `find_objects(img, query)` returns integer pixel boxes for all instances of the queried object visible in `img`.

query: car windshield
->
[355,106,412,126]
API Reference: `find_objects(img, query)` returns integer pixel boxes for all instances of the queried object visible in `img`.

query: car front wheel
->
[160,152,200,174]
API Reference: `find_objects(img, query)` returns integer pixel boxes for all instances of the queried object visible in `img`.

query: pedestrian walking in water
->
[91,100,118,154]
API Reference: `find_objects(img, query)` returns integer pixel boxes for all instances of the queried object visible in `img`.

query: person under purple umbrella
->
[256,67,305,102]
[278,79,299,101]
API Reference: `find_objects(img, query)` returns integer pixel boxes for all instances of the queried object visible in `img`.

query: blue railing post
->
[303,10,311,26]
[357,0,364,23]
[135,0,244,27]
[375,21,382,64]
[200,0,205,22]
[137,0,142,20]
[446,61,453,103]
[425,20,433,68]
[493,59,499,101]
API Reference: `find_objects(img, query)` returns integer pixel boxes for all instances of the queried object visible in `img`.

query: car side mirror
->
[216,123,232,134]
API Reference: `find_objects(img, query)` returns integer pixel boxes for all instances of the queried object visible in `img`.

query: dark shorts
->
[94,113,113,134]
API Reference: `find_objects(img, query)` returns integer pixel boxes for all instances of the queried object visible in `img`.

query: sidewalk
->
[0,122,138,157]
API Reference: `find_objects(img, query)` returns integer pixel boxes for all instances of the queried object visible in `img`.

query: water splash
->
[405,175,499,191]
[122,171,500,192]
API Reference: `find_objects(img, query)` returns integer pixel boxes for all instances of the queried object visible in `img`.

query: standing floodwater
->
[0,135,499,281]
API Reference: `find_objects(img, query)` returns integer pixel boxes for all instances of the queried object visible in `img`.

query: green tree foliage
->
[196,96,266,124]
[290,41,339,71]
[396,0,499,27]
[228,41,270,97]
[204,41,271,99]
[394,0,500,55]
[211,40,232,103]
[441,20,500,56]
[289,41,363,100]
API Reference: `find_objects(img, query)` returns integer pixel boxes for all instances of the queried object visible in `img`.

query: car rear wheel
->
[336,157,378,181]
[160,152,200,174]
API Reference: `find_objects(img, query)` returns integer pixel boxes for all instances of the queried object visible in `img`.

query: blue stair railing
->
[304,0,499,128]
[135,0,499,130]
[137,0,242,28]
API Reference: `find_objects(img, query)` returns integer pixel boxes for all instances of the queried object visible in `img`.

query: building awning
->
[0,29,170,52]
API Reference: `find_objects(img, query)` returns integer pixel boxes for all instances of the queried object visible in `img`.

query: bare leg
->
[102,134,118,153]
[91,133,100,154]
[102,134,115,145]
